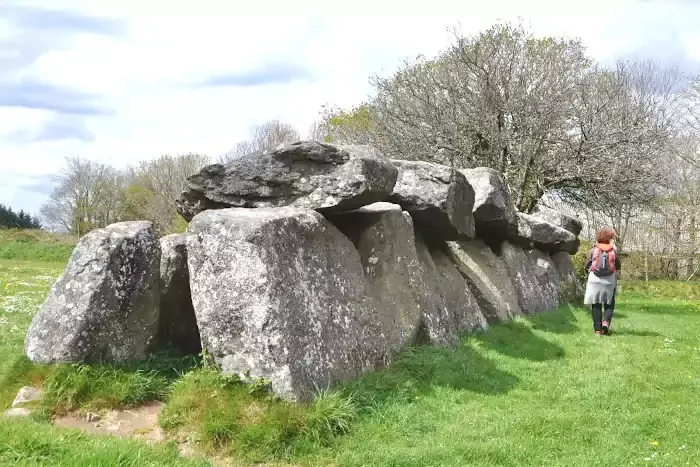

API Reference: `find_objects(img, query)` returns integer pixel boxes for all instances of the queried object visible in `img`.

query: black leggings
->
[591,290,616,332]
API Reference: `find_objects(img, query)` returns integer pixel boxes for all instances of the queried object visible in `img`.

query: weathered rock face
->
[177,141,398,221]
[158,234,201,355]
[529,249,561,310]
[499,241,559,315]
[510,212,580,254]
[551,251,584,304]
[186,207,388,402]
[446,239,522,323]
[414,238,488,346]
[389,160,475,240]
[327,203,423,356]
[460,167,517,238]
[12,386,42,408]
[25,222,160,364]
[533,206,583,236]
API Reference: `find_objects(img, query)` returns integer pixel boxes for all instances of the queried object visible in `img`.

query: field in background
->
[0,229,77,263]
[1,230,700,466]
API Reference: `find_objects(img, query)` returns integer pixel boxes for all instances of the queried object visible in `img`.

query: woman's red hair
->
[596,226,617,244]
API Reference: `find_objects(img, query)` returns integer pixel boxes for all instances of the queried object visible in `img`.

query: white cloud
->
[1,0,699,216]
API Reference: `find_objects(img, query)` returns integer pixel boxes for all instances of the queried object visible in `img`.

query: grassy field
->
[0,229,76,263]
[2,240,700,465]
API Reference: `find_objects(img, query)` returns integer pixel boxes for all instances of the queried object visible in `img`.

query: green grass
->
[0,417,210,466]
[2,257,700,466]
[0,229,77,263]
[159,368,358,463]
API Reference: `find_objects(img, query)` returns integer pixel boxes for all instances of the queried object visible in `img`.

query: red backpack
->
[590,243,616,277]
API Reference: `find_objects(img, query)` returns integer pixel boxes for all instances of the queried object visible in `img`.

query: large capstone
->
[389,160,475,241]
[499,241,559,314]
[460,167,517,239]
[445,239,522,323]
[327,203,423,356]
[157,234,201,355]
[414,238,488,346]
[551,251,584,304]
[509,212,580,254]
[25,221,160,363]
[532,206,583,236]
[186,207,388,402]
[176,141,398,221]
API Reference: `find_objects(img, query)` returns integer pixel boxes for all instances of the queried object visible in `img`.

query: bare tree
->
[40,156,127,235]
[307,119,330,142]
[320,22,685,213]
[219,120,300,163]
[123,153,210,234]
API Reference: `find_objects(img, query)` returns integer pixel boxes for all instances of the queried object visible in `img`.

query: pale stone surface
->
[11,386,43,407]
[25,221,160,363]
[551,251,585,304]
[533,206,583,236]
[460,167,517,238]
[446,239,522,323]
[500,241,560,314]
[177,141,398,221]
[510,212,580,254]
[186,207,388,402]
[414,238,488,346]
[328,203,424,355]
[3,408,31,418]
[390,160,475,240]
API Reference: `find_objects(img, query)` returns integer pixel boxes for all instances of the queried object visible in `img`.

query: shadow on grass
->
[526,305,580,335]
[342,343,520,413]
[473,320,566,362]
[610,329,662,337]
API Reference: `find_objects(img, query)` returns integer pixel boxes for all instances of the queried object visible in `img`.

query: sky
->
[1,0,700,217]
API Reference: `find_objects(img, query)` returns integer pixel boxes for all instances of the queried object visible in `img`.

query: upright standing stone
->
[328,203,424,355]
[446,239,522,323]
[186,208,388,402]
[551,251,585,304]
[499,241,559,314]
[25,222,160,363]
[414,238,488,346]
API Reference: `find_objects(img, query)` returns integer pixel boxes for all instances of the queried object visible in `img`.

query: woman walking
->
[584,227,622,336]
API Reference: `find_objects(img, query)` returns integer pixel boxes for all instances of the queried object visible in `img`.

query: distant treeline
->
[0,204,41,229]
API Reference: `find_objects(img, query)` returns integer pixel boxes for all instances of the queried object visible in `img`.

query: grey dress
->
[583,245,621,305]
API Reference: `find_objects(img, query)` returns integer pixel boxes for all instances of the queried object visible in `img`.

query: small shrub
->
[303,389,358,444]
[572,239,592,283]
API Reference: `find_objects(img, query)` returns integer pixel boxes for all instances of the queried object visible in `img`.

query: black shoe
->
[602,321,611,335]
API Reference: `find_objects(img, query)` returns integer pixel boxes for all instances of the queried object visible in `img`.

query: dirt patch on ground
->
[53,401,165,442]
